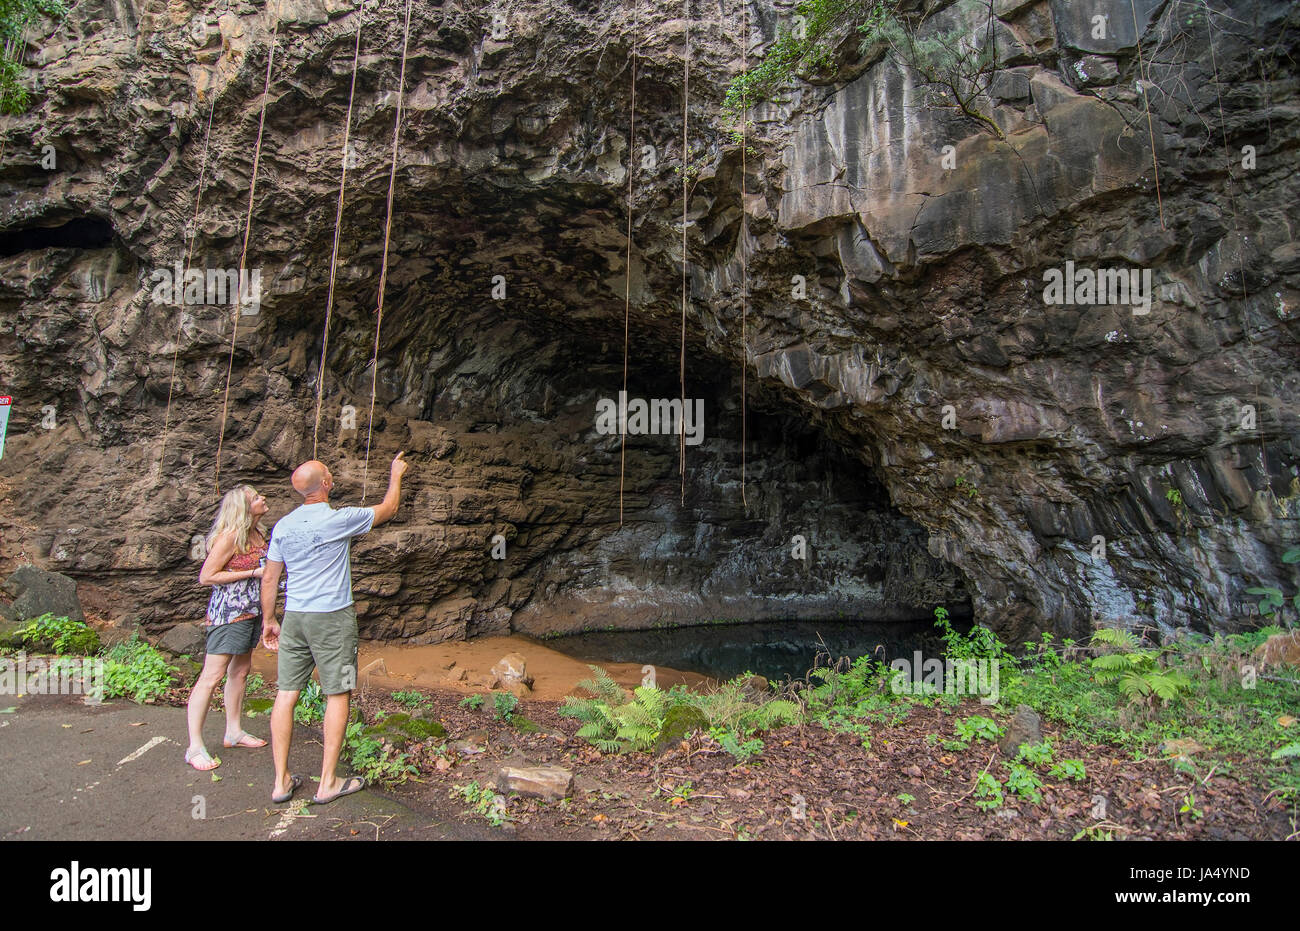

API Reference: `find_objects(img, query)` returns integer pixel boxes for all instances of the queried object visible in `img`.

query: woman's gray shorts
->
[205,616,260,656]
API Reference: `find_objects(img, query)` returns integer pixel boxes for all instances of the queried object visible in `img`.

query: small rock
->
[1158,737,1204,758]
[496,764,573,801]
[466,671,501,690]
[503,679,532,699]
[443,666,466,683]
[998,704,1042,757]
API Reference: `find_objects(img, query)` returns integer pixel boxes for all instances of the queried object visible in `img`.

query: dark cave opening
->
[0,216,115,257]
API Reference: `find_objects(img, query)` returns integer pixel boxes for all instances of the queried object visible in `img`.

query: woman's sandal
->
[185,747,220,772]
[223,730,268,749]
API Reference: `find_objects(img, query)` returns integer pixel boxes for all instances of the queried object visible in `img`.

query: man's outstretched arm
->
[369,451,409,527]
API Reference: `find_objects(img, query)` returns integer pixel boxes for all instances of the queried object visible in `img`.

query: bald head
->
[291,460,332,501]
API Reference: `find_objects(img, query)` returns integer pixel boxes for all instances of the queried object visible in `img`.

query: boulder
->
[466,671,501,690]
[655,703,709,752]
[0,616,25,648]
[998,704,1042,757]
[502,679,533,699]
[157,621,207,658]
[495,764,573,801]
[1,565,85,625]
[490,652,532,686]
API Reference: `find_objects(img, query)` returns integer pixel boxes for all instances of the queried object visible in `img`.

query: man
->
[260,451,409,805]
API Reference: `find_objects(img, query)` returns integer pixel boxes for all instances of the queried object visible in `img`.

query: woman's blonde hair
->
[206,484,268,555]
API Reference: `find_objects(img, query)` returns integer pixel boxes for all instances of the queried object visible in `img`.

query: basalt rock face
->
[0,0,1296,643]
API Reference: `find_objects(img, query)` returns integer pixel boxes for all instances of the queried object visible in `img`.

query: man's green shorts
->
[277,605,358,695]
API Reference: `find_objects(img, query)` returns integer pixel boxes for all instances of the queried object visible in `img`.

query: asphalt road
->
[0,690,493,841]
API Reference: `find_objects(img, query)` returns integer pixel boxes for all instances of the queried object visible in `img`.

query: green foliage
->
[1,0,66,114]
[245,673,265,693]
[721,0,867,115]
[710,725,765,761]
[18,613,100,655]
[897,792,916,805]
[294,680,325,725]
[450,781,509,826]
[492,692,518,721]
[954,714,1001,745]
[1089,628,1192,705]
[954,476,979,499]
[1049,758,1087,781]
[1179,792,1203,821]
[459,694,484,710]
[559,667,668,753]
[392,689,427,708]
[1003,762,1044,804]
[972,771,1003,810]
[1017,740,1054,766]
[1165,487,1184,508]
[934,606,1008,664]
[100,635,175,704]
[344,720,418,787]
[561,665,800,756]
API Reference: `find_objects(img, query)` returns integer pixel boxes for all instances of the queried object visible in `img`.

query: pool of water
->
[537,619,953,683]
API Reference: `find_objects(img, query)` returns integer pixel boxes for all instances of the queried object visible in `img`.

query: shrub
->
[19,613,100,655]
[101,635,175,704]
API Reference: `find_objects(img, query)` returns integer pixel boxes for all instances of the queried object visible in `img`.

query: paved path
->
[0,691,497,841]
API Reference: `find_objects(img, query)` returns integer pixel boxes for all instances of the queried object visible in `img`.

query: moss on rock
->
[655,703,708,751]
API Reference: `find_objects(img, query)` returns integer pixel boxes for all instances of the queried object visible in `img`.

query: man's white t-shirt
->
[266,502,375,613]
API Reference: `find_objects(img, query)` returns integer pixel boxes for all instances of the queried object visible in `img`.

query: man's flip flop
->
[312,776,365,805]
[271,774,303,804]
[223,731,268,749]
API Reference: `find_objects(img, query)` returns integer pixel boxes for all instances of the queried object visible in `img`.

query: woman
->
[185,484,271,771]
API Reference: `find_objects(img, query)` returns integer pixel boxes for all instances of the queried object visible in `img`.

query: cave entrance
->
[308,286,971,643]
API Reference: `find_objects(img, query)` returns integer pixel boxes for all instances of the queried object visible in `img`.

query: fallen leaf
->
[211,774,222,782]
[0,707,16,714]
[129,722,145,727]
[349,829,359,835]
[592,813,607,822]
[61,724,72,729]
[1278,715,1296,728]
[77,759,91,765]
[893,818,909,828]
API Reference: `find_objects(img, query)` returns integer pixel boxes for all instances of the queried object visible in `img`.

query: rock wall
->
[0,0,1296,642]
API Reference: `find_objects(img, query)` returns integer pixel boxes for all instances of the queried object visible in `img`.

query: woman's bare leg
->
[186,652,232,769]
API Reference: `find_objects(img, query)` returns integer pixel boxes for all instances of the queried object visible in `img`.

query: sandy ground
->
[249,634,712,701]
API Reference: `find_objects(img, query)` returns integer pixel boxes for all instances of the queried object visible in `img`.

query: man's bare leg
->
[315,692,352,800]
[270,689,299,799]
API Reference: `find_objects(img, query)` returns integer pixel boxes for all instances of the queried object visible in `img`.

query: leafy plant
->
[1049,759,1087,781]
[710,726,765,761]
[897,792,916,805]
[1017,740,1054,766]
[450,781,509,826]
[18,613,100,655]
[1179,791,1203,821]
[954,476,980,499]
[559,666,669,753]
[1090,628,1192,705]
[954,714,1001,745]
[294,680,325,725]
[392,690,427,708]
[972,771,1003,810]
[100,635,175,704]
[493,692,518,721]
[1,0,67,114]
[459,694,484,710]
[1003,762,1044,804]
[344,720,417,787]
